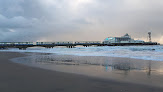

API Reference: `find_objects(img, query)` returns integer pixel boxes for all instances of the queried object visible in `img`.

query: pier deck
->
[0,41,159,50]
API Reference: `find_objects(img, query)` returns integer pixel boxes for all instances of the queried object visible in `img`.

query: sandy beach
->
[0,52,163,92]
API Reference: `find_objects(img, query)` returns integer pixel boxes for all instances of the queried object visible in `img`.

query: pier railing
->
[0,41,102,49]
[0,41,159,49]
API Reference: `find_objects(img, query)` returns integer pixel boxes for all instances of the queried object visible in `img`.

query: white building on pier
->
[103,33,144,44]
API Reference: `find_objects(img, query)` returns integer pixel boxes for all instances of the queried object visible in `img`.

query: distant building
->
[103,33,144,44]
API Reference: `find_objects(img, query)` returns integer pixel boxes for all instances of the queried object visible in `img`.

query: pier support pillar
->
[67,46,75,48]
[19,48,27,50]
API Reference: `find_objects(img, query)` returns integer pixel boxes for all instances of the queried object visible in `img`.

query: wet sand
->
[0,52,163,92]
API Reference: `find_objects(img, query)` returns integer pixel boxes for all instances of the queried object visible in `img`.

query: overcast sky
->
[0,0,163,43]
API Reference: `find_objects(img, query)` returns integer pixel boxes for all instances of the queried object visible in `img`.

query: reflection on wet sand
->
[34,54,155,71]
[12,53,163,87]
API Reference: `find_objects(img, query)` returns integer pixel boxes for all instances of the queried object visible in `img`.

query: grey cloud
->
[0,0,163,43]
[0,14,37,29]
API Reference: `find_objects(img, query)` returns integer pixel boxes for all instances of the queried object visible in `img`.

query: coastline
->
[10,52,163,87]
[0,52,163,92]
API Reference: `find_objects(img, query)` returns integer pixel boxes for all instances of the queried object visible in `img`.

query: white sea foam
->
[1,45,163,61]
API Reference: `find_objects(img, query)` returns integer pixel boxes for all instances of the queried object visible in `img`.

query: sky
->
[0,0,163,43]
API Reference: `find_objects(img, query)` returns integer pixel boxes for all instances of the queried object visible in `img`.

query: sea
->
[1,45,163,61]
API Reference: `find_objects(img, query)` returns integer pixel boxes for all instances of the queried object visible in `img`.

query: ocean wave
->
[1,45,163,61]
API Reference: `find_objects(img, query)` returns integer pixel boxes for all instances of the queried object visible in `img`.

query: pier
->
[0,41,159,50]
[0,33,160,50]
[0,41,102,50]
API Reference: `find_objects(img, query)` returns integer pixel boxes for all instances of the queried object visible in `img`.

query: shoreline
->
[1,52,163,92]
[10,52,163,88]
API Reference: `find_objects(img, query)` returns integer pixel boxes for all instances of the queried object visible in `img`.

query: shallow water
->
[11,52,163,87]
